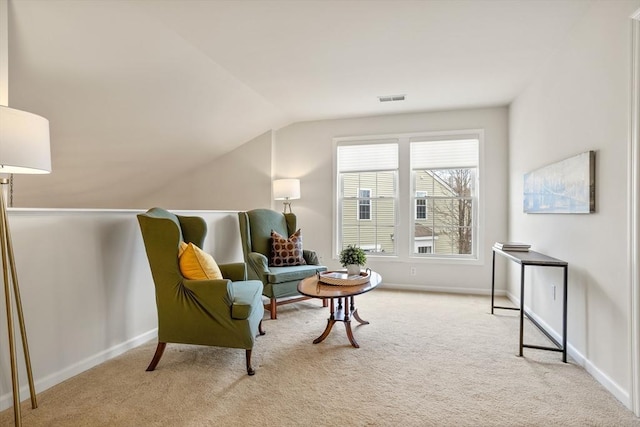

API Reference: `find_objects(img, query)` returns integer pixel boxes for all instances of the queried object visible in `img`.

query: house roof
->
[415,224,436,238]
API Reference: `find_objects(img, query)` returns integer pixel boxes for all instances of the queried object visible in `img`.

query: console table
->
[491,247,568,362]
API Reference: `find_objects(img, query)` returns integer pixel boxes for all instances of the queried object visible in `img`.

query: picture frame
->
[523,150,596,214]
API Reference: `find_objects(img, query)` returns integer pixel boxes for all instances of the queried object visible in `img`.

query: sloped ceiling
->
[5,0,592,208]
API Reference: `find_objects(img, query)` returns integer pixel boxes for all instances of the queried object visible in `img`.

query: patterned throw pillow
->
[270,229,306,267]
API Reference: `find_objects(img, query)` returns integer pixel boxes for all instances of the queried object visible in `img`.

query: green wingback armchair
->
[138,207,265,375]
[238,209,327,319]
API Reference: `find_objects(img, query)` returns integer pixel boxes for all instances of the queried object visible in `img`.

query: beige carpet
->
[2,289,639,426]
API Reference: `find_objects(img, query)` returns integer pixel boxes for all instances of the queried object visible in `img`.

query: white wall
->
[508,0,640,407]
[136,130,274,211]
[0,208,244,411]
[273,107,509,292]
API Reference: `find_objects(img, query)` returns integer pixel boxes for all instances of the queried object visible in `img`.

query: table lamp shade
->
[0,106,51,174]
[273,179,300,200]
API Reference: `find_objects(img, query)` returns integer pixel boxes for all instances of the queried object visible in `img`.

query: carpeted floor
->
[1,289,639,426]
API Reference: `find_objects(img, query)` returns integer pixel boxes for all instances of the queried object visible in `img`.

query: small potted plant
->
[339,244,367,276]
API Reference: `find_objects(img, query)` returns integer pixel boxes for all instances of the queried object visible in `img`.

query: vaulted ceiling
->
[6,0,592,207]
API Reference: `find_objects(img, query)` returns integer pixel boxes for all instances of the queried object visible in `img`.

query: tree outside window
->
[429,169,475,255]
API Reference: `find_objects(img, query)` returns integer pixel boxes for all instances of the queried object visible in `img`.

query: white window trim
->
[333,129,484,265]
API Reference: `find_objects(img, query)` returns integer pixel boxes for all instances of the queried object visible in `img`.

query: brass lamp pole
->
[0,177,37,425]
[0,105,51,426]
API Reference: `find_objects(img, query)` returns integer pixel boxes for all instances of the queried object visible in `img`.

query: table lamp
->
[273,178,300,213]
[0,105,51,426]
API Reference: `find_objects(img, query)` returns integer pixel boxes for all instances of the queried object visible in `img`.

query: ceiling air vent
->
[378,94,406,102]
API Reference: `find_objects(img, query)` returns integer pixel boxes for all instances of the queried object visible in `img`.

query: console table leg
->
[563,265,568,363]
[491,250,496,314]
[519,264,525,357]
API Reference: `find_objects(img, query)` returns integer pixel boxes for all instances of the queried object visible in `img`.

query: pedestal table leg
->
[313,298,336,344]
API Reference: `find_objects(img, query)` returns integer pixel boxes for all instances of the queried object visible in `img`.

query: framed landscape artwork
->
[523,150,596,214]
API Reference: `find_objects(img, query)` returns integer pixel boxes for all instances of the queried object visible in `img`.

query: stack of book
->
[493,242,531,252]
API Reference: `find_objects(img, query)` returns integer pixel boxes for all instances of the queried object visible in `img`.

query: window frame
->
[333,129,483,265]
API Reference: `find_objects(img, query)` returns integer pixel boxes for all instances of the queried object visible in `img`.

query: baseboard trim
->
[380,282,507,296]
[505,291,631,409]
[583,357,631,409]
[0,328,158,412]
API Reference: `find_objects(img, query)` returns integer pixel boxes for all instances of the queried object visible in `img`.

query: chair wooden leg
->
[246,349,255,376]
[322,298,329,307]
[270,297,277,319]
[258,320,266,336]
[146,342,167,372]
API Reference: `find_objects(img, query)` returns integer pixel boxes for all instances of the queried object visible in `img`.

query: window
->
[335,131,481,261]
[358,189,371,220]
[337,142,398,255]
[411,138,478,257]
[415,191,427,220]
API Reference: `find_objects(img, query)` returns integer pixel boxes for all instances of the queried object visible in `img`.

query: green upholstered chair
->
[238,209,327,319]
[137,207,265,375]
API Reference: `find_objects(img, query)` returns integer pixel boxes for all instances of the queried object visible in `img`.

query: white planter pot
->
[346,264,361,275]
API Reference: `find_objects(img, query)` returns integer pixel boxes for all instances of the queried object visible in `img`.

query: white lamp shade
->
[0,106,51,174]
[273,178,300,200]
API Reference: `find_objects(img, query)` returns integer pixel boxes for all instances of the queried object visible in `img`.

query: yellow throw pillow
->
[179,242,223,280]
[178,241,188,257]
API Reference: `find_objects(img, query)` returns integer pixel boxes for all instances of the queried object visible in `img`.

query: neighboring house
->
[341,170,395,253]
[341,170,469,255]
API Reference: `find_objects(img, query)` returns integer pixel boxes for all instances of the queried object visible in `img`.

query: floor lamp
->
[0,105,51,426]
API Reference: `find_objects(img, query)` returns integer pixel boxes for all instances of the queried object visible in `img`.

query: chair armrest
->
[247,252,269,272]
[303,249,320,265]
[246,252,269,282]
[219,263,247,281]
[183,278,234,309]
